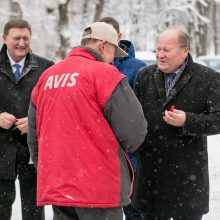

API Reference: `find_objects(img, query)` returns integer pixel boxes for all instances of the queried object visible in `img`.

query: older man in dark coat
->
[132,27,220,220]
[0,19,54,220]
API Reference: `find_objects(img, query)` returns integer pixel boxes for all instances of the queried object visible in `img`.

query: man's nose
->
[157,51,165,58]
[18,38,25,46]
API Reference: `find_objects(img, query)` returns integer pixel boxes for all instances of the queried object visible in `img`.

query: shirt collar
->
[7,50,26,68]
[163,58,188,80]
[173,57,188,75]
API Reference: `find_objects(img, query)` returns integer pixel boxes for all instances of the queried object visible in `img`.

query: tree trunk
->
[214,2,220,54]
[93,0,105,22]
[10,1,22,19]
[195,0,212,56]
[58,0,71,59]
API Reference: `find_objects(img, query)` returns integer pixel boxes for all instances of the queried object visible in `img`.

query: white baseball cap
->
[82,22,128,57]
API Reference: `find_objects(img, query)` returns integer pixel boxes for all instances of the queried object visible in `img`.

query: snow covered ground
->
[12,135,220,220]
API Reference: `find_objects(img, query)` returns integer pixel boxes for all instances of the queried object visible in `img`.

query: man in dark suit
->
[132,27,220,220]
[0,19,54,220]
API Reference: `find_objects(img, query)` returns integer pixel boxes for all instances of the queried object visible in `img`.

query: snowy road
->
[12,135,220,220]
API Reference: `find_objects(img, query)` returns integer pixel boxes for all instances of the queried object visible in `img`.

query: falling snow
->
[11,135,220,219]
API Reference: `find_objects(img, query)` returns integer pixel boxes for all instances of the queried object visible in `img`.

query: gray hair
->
[162,26,190,50]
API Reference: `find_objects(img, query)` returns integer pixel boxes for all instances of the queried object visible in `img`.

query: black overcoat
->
[132,54,220,217]
[0,44,54,179]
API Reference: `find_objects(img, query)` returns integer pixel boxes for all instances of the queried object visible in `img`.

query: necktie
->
[165,73,176,96]
[167,73,176,89]
[13,64,20,81]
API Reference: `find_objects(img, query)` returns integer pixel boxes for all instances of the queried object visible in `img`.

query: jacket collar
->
[68,46,103,62]
[0,44,39,83]
[153,54,194,111]
[114,40,134,66]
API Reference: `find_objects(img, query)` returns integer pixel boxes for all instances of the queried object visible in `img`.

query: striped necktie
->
[13,64,20,81]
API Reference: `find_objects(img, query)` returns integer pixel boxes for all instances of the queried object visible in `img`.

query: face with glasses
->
[156,29,189,74]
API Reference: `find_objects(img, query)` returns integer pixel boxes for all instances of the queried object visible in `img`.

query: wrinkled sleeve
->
[103,78,148,152]
[27,101,38,169]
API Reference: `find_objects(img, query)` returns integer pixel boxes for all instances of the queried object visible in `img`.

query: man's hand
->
[15,117,28,134]
[163,109,186,127]
[0,112,16,129]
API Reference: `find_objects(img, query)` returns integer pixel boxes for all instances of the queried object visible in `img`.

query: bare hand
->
[15,117,28,134]
[163,109,186,127]
[0,112,16,129]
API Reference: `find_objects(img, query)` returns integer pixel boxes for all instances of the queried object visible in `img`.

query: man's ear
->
[181,46,189,59]
[118,32,122,42]
[98,40,107,54]
[3,35,7,44]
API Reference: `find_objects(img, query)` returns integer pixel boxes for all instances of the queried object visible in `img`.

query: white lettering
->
[54,74,66,88]
[43,76,53,90]
[67,73,79,87]
[61,73,70,87]
[43,72,80,90]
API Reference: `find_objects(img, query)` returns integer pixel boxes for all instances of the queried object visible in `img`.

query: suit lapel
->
[163,65,194,109]
[0,63,15,81]
[153,68,166,104]
[153,54,194,111]
[19,54,38,79]
[0,45,38,82]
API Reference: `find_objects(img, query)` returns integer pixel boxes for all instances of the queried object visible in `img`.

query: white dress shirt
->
[7,50,26,74]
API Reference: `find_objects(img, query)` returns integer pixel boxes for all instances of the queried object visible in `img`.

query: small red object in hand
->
[170,105,175,112]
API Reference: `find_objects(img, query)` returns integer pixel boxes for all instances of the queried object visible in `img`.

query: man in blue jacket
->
[114,39,146,87]
[99,17,146,220]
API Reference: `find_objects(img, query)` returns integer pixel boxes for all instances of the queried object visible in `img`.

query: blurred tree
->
[1,0,220,58]
[58,0,71,59]
[93,0,105,21]
[194,0,212,56]
[154,0,211,56]
[10,1,22,19]
[213,1,220,54]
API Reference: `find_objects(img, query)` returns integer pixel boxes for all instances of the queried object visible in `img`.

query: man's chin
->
[158,64,168,73]
[15,52,28,59]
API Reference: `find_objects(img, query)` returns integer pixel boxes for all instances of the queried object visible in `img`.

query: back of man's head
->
[99,17,120,33]
[81,22,127,58]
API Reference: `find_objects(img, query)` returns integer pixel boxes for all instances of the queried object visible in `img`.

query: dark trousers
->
[144,214,202,220]
[124,204,145,220]
[52,205,123,220]
[0,178,44,220]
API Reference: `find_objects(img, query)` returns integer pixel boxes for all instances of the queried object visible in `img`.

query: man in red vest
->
[28,22,148,220]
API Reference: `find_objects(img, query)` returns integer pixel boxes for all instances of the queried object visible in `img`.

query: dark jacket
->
[132,54,220,217]
[114,40,146,171]
[0,44,54,179]
[114,40,146,87]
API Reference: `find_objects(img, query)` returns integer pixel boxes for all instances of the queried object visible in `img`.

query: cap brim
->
[115,47,128,57]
